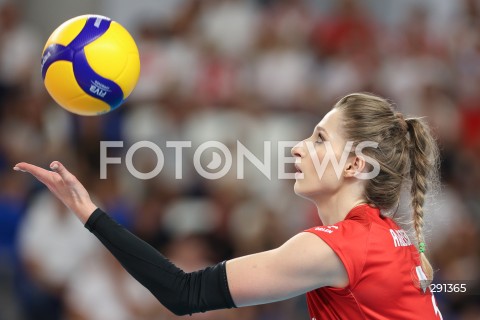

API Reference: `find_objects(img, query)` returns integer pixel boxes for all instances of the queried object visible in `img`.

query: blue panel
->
[73,49,124,109]
[41,44,74,80]
[68,15,112,50]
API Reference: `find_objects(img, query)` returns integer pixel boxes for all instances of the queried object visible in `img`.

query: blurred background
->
[1,0,479,319]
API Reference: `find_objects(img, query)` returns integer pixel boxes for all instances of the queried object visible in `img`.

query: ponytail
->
[406,117,440,288]
[334,93,440,291]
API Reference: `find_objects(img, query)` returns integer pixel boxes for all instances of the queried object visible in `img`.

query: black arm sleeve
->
[84,208,236,316]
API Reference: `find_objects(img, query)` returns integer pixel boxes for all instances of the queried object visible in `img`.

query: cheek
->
[306,147,344,186]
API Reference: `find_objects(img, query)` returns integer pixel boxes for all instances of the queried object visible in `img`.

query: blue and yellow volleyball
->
[41,15,140,115]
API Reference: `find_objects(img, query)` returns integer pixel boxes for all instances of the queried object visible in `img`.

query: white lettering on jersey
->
[315,225,338,234]
[389,229,412,247]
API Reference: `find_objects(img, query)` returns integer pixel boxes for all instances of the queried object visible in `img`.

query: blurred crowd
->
[0,0,480,319]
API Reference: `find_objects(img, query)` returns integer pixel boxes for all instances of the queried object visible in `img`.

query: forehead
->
[315,108,343,134]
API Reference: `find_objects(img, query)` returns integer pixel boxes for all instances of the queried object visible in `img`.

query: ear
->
[344,155,366,178]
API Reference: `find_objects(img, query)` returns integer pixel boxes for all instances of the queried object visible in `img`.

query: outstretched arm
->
[14,161,348,314]
[14,161,235,315]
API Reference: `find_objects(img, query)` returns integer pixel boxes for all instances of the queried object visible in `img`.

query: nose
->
[291,140,305,158]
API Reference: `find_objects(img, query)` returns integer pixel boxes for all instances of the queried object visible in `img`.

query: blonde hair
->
[334,92,440,281]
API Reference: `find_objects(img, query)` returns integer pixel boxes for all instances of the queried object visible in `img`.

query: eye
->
[316,133,324,144]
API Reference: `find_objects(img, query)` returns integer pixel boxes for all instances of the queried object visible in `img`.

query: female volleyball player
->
[14,93,443,319]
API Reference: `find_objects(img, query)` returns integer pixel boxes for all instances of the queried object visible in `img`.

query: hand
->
[13,161,97,224]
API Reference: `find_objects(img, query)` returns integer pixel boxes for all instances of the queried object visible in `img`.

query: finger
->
[50,161,73,181]
[14,162,55,185]
[12,165,26,172]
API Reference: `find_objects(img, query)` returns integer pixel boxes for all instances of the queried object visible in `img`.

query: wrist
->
[75,201,98,224]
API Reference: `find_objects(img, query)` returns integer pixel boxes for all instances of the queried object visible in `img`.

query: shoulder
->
[303,218,374,289]
[275,232,349,289]
[304,218,371,266]
[304,216,372,244]
[305,204,379,239]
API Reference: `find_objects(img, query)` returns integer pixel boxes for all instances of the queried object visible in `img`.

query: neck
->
[313,189,366,225]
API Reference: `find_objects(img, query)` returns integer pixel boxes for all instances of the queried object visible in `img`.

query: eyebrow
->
[315,126,329,137]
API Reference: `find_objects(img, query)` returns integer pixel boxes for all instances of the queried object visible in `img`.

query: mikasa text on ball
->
[41,15,140,115]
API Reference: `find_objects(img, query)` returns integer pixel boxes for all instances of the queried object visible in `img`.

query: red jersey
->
[304,204,443,320]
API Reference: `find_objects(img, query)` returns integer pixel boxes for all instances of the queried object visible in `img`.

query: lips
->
[295,164,302,173]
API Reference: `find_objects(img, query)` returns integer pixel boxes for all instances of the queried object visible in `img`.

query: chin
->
[294,177,335,200]
[293,182,320,200]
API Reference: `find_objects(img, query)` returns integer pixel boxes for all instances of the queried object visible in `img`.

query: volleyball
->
[41,15,140,115]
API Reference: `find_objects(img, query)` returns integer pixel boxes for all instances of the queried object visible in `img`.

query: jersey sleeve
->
[304,220,370,289]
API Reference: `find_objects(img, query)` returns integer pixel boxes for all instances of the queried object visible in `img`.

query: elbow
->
[165,305,192,316]
[163,302,192,317]
[170,307,189,317]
